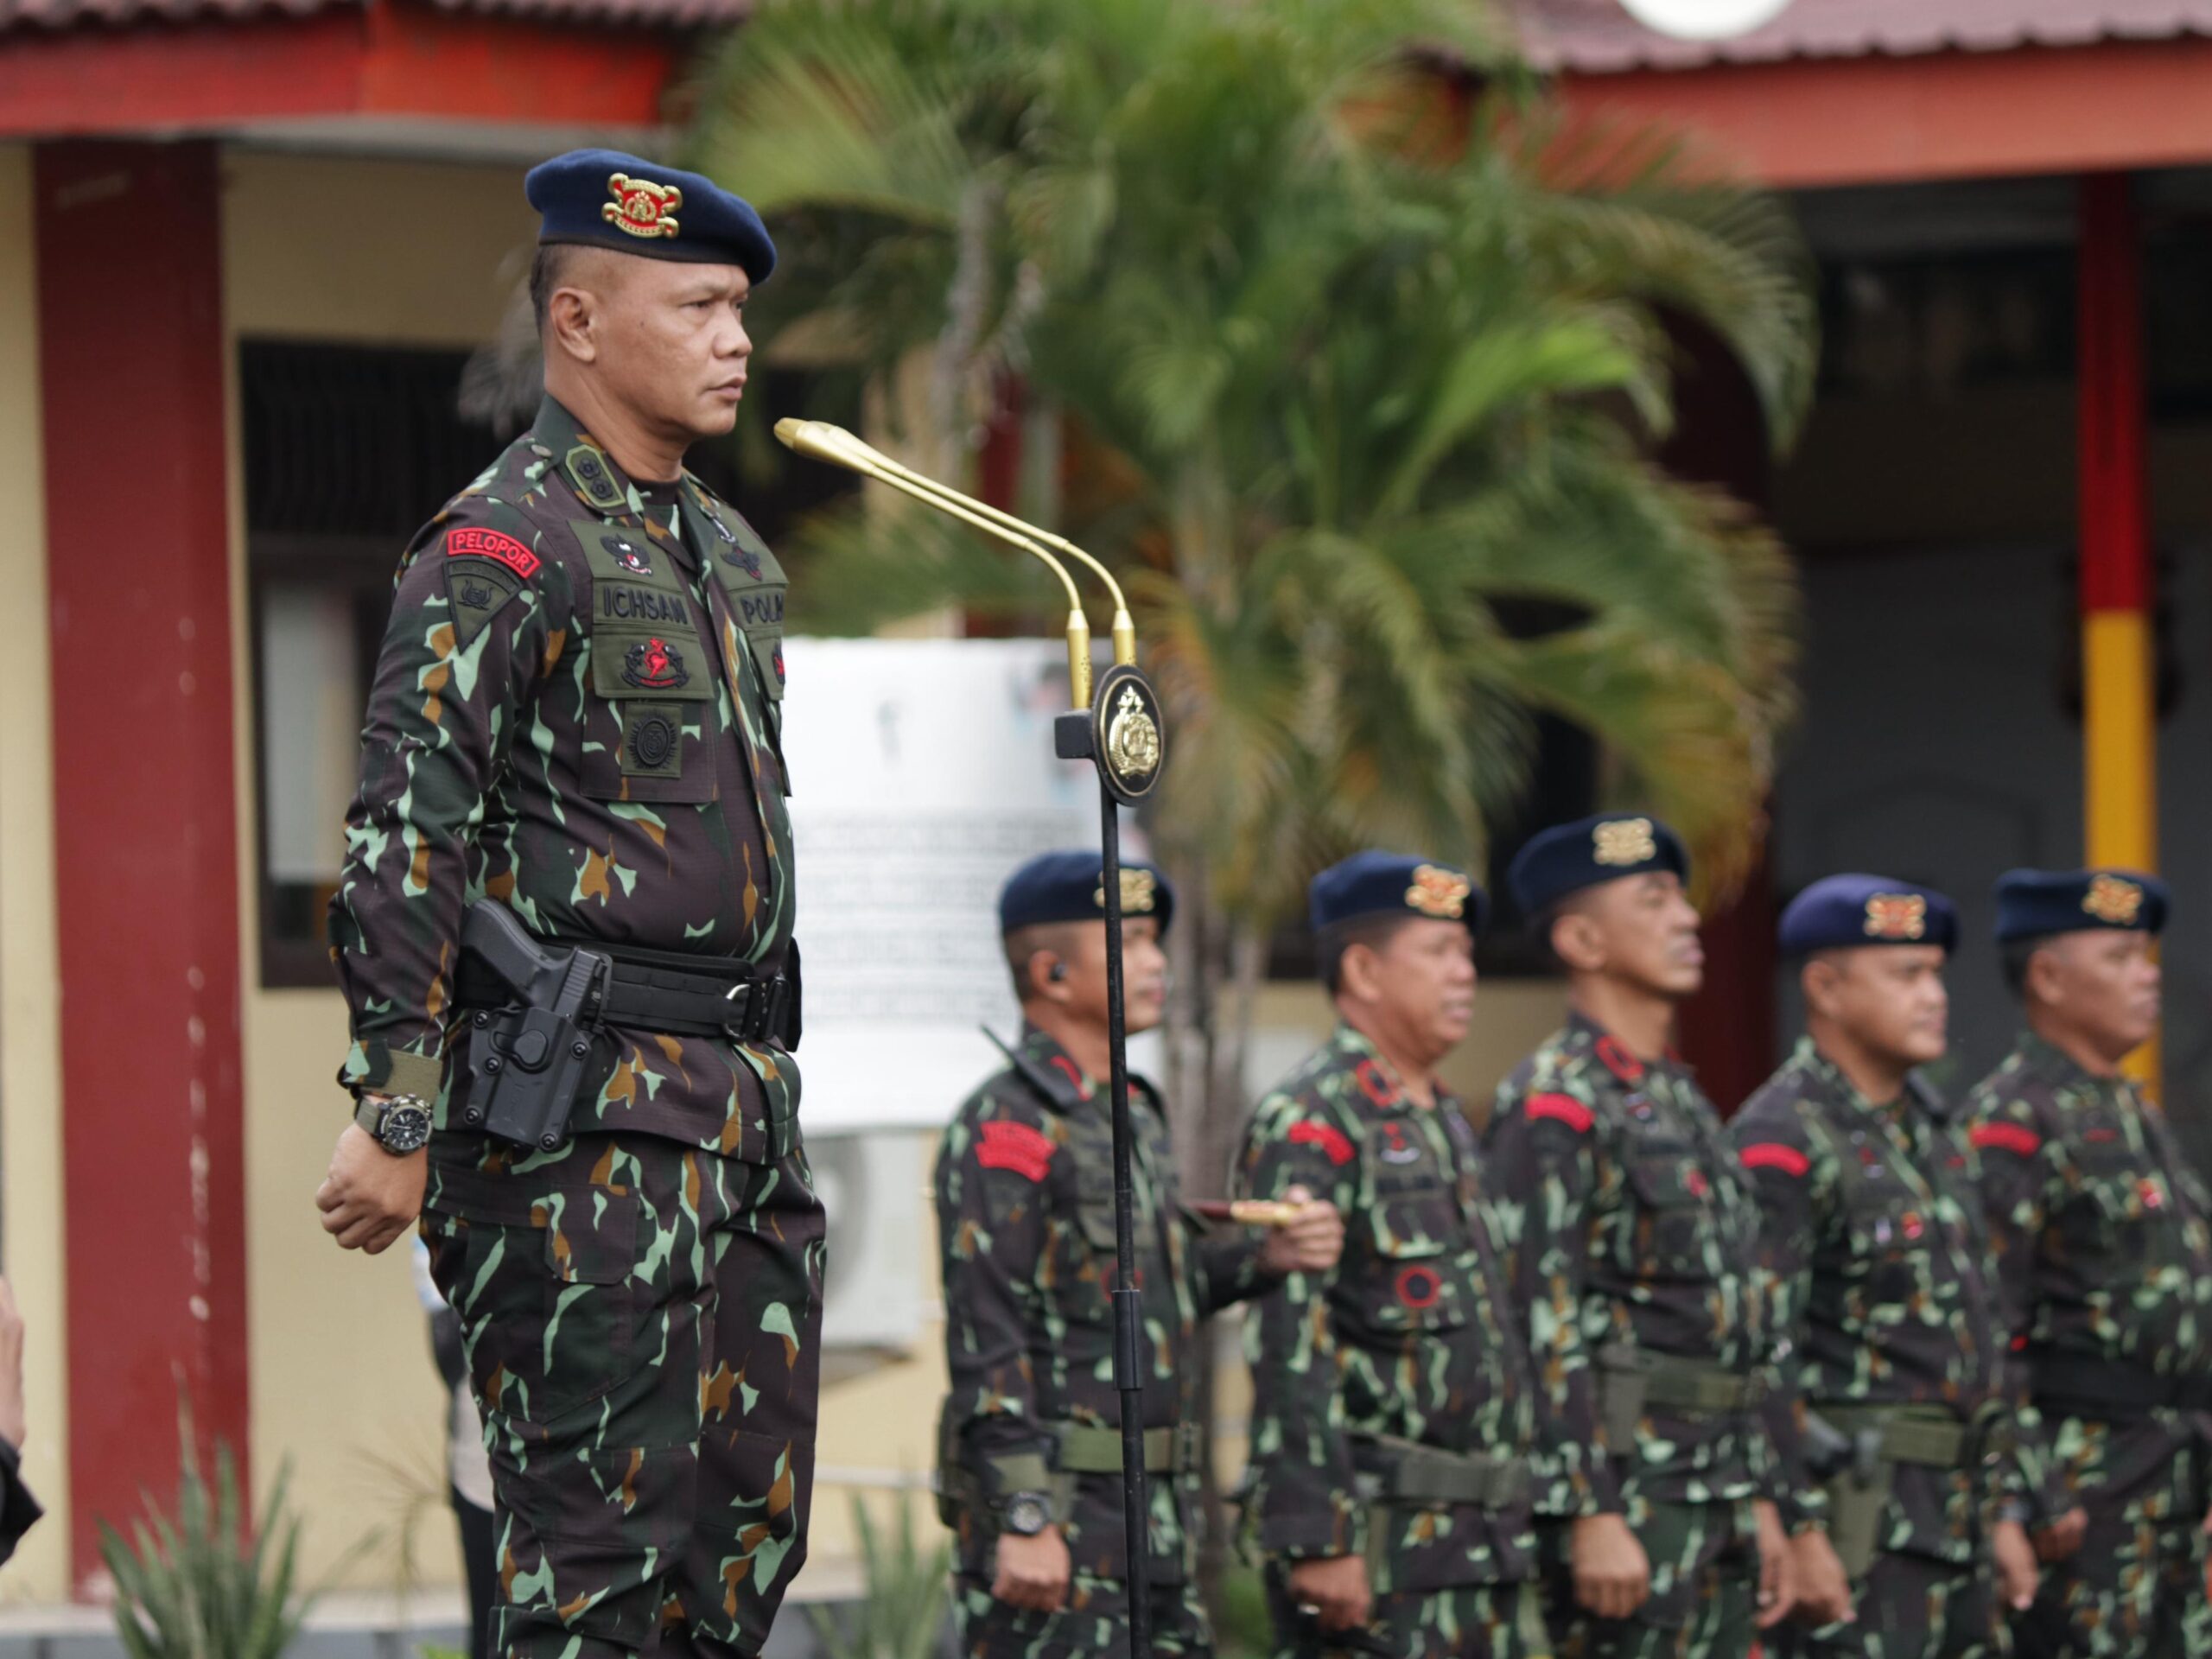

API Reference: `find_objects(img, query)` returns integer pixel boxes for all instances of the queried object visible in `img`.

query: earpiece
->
[1046,963,1069,983]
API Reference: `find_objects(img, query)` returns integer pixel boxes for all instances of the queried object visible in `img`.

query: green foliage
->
[690,0,1815,912]
[804,1494,952,1659]
[99,1419,311,1659]
[418,1649,467,1659]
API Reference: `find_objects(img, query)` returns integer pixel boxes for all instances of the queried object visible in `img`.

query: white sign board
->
[780,637,1159,1135]
[1615,0,1792,40]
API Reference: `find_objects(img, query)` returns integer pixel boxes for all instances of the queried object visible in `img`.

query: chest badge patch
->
[604,173,682,240]
[622,637,690,690]
[1395,1265,1442,1309]
[604,533,652,575]
[1379,1123,1421,1166]
[2140,1178,2166,1211]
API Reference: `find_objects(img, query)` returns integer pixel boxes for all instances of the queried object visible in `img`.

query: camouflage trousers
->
[1772,1548,2003,1659]
[1536,1497,1758,1659]
[2012,1425,2209,1659]
[1259,1563,1554,1659]
[954,1570,1212,1659]
[423,1130,827,1658]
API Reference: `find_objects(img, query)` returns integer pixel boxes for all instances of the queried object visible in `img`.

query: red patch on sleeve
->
[1594,1036,1645,1084]
[1527,1093,1594,1134]
[446,526,541,579]
[976,1120,1054,1182]
[1740,1142,1811,1178]
[1287,1120,1356,1166]
[1971,1122,2043,1158]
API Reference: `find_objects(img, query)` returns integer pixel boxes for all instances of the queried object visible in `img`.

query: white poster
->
[779,637,1155,1135]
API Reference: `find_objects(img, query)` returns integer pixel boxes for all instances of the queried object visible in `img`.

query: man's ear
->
[1550,909,1605,975]
[545,285,599,365]
[1801,956,1841,1020]
[1024,949,1070,1005]
[1337,941,1382,1005]
[2024,941,2066,1010]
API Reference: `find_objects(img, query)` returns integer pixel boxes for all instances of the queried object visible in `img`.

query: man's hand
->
[1571,1512,1650,1620]
[1287,1554,1372,1633]
[316,1121,427,1255]
[1787,1528,1853,1627]
[1262,1186,1345,1277]
[2033,1506,2087,1564]
[991,1527,1071,1613]
[1993,1519,2040,1611]
[1752,1499,1796,1630]
[0,1280,26,1451]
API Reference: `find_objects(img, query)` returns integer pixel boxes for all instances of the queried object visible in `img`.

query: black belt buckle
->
[721,976,790,1045]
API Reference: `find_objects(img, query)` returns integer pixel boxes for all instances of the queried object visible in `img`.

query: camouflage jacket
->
[934,1026,1275,1586]
[1730,1039,2007,1560]
[329,395,797,1158]
[1969,1031,2212,1525]
[1484,1013,1775,1518]
[1233,1024,1540,1592]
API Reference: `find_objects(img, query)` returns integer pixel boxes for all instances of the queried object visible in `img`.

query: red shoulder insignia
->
[1594,1036,1645,1084]
[976,1120,1054,1182]
[1352,1058,1397,1109]
[1527,1093,1594,1134]
[447,526,541,579]
[1287,1119,1356,1166]
[1971,1122,2043,1159]
[1740,1142,1810,1178]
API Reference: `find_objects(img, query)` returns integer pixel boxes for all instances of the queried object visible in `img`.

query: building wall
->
[0,142,69,1607]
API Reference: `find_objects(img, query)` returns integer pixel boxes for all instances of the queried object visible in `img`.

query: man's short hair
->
[1003,922,1080,1003]
[1999,935,2050,1001]
[529,243,575,335]
[1319,914,1414,997]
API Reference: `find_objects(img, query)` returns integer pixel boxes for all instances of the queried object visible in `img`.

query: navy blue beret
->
[999,851,1174,937]
[1994,868,2167,944]
[1308,851,1488,936]
[1506,813,1689,916]
[524,149,776,282]
[1779,874,1958,957]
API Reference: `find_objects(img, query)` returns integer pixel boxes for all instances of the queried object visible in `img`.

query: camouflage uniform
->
[1970,1033,2212,1659]
[1483,1015,1773,1659]
[1730,1039,2010,1659]
[1235,1025,1553,1659]
[936,1026,1278,1659]
[331,394,823,1658]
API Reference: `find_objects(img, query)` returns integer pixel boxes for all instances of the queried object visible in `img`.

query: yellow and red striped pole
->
[2076,172,2159,1084]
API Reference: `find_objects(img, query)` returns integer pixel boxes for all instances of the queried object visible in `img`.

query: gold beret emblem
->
[2082,873,2145,925]
[1404,866,1470,920]
[1592,817,1657,868]
[604,173,682,240]
[1863,893,1928,941]
[1095,868,1158,916]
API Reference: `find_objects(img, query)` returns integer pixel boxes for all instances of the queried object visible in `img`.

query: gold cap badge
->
[1096,868,1158,916]
[2082,874,2145,925]
[1404,866,1470,919]
[1592,817,1657,868]
[1863,893,1928,940]
[604,173,682,240]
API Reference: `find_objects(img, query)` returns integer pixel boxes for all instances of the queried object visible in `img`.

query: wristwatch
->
[354,1092,434,1154]
[1001,1491,1052,1537]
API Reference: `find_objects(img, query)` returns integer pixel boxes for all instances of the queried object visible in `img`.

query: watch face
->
[380,1105,433,1154]
[1003,1494,1048,1536]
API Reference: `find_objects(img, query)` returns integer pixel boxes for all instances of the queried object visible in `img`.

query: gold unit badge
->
[1592,817,1657,868]
[1106,684,1161,786]
[1096,868,1159,916]
[1862,893,1928,940]
[2082,873,2145,925]
[1404,866,1470,919]
[604,173,683,240]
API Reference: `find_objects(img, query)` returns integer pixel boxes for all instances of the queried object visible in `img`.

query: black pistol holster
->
[454,900,802,1152]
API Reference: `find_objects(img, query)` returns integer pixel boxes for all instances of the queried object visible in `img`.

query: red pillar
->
[35,140,249,1589]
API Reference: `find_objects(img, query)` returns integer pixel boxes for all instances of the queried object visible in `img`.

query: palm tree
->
[691,3,1809,1560]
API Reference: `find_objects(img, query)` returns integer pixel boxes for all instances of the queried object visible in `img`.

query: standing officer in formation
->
[316,150,820,1657]
[1235,853,1554,1659]
[936,852,1345,1659]
[1484,816,1791,1658]
[1969,869,2212,1658]
[1727,875,2024,1658]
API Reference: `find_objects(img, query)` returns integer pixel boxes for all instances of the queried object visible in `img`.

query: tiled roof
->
[1512,0,2212,73]
[0,0,746,30]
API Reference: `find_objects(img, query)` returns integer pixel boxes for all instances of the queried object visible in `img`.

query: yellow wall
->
[0,143,71,1606]
[223,149,537,1596]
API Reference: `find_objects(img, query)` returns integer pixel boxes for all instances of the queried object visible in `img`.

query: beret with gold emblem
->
[1779,873,1957,957]
[1308,851,1488,936]
[999,850,1174,938]
[1506,812,1688,916]
[1994,868,2167,943]
[524,148,776,281]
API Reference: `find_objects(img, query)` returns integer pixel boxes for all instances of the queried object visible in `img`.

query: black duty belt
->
[457,935,794,1046]
[2030,1348,2212,1423]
